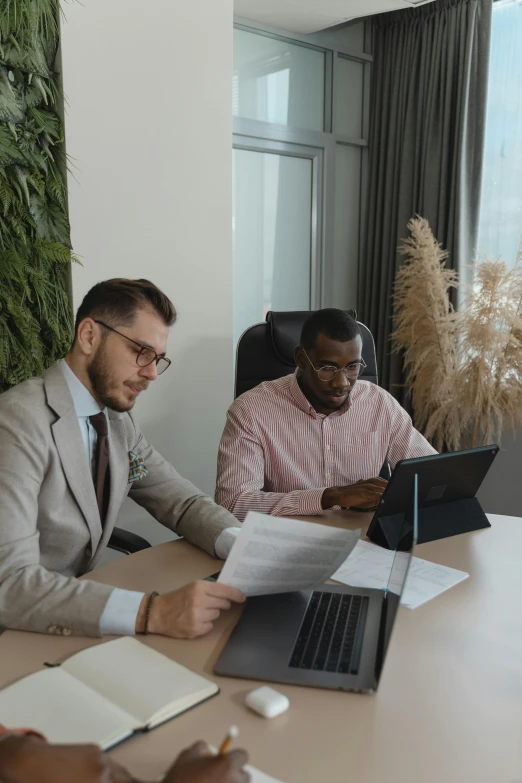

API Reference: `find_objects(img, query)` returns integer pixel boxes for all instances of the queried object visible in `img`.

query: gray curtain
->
[358,0,492,402]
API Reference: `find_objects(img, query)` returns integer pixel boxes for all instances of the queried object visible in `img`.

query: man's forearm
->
[221,487,327,521]
[0,565,114,636]
[321,487,342,509]
[135,593,149,634]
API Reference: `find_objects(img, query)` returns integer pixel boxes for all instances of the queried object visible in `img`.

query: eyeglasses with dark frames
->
[301,347,366,382]
[94,320,172,375]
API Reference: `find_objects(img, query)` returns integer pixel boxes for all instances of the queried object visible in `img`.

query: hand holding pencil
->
[219,726,240,755]
[161,732,250,783]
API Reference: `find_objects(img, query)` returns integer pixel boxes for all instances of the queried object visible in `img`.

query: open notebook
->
[0,637,219,750]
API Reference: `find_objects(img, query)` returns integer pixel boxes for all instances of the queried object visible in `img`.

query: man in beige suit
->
[0,278,244,638]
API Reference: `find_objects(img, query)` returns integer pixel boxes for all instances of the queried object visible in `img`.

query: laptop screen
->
[375,474,418,682]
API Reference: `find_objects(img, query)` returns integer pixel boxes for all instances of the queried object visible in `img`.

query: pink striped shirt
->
[216,372,436,521]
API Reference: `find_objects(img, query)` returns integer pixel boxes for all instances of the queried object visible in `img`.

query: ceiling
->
[234,0,435,35]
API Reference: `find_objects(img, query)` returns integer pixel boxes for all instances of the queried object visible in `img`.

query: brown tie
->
[89,413,110,524]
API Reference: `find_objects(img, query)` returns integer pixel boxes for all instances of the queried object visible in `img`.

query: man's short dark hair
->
[300,308,361,350]
[74,278,177,339]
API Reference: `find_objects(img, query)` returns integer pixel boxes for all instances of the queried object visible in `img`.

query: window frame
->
[233,18,372,312]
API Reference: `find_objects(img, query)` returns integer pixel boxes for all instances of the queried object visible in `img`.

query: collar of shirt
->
[59,358,105,419]
[288,370,352,418]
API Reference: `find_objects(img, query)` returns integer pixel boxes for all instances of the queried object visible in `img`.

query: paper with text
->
[330,539,469,609]
[204,747,286,783]
[246,766,286,783]
[218,512,360,596]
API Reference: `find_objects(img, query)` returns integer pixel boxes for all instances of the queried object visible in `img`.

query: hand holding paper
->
[218,512,360,596]
[143,581,245,639]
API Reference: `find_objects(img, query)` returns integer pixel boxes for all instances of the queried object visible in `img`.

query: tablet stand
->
[367,496,490,551]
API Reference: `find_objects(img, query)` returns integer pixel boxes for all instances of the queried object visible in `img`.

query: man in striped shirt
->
[216,309,436,522]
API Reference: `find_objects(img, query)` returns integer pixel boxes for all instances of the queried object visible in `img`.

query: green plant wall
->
[0,0,77,393]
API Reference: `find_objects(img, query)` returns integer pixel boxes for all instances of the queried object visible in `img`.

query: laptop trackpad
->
[220,592,308,664]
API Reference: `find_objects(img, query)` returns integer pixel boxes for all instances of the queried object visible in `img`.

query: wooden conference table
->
[1,511,522,783]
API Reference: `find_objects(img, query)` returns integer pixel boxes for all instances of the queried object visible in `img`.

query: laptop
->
[367,444,499,550]
[214,476,419,693]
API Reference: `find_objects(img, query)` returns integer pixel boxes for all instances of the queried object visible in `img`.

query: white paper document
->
[330,539,469,609]
[190,748,286,783]
[218,512,360,597]
[246,766,286,783]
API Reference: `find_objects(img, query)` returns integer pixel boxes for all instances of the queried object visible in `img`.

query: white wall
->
[61,0,233,544]
[477,429,522,518]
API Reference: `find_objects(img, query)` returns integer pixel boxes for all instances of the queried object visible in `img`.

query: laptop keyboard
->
[288,591,369,674]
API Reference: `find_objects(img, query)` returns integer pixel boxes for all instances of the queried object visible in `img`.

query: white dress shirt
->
[59,360,239,636]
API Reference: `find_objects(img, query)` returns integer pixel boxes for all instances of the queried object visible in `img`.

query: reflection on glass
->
[233,29,325,131]
[478,0,522,266]
[335,56,364,138]
[233,148,313,344]
[332,144,361,309]
[319,21,365,53]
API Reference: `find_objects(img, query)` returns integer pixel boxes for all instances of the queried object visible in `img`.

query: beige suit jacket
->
[0,362,237,636]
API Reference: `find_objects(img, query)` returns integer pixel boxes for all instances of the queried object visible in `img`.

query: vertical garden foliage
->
[0,0,76,392]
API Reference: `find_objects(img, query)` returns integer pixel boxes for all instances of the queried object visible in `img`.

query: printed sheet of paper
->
[203,749,286,783]
[218,512,360,597]
[177,749,286,783]
[246,766,286,783]
[330,539,469,609]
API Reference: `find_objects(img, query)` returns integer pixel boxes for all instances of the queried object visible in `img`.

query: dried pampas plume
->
[392,216,522,450]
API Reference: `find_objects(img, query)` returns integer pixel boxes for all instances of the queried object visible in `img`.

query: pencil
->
[219,725,239,755]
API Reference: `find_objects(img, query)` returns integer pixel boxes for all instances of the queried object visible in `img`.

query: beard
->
[87,349,135,413]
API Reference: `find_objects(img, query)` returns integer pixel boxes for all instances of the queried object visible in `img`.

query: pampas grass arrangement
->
[392,216,522,450]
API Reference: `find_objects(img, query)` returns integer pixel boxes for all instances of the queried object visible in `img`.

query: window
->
[478,0,522,267]
[232,22,371,344]
[233,147,314,339]
[233,30,325,131]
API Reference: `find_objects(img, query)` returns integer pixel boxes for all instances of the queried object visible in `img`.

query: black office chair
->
[235,309,378,398]
[109,309,380,555]
[108,527,151,555]
[235,309,390,480]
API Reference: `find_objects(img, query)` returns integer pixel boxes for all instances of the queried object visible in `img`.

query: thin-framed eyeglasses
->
[301,347,366,382]
[94,320,172,375]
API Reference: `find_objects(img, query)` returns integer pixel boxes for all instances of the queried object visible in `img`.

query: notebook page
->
[0,667,137,748]
[63,637,218,726]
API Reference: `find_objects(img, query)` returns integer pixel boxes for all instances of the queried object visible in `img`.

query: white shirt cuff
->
[99,588,145,636]
[214,527,241,559]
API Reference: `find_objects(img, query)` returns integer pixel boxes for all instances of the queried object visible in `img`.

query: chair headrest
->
[267,310,358,365]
